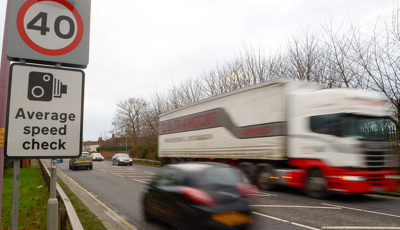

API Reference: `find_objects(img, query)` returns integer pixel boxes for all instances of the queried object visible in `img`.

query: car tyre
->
[143,200,155,223]
[305,169,328,199]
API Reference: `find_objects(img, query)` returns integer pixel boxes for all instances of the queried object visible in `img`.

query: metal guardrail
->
[39,159,84,230]
[132,158,160,164]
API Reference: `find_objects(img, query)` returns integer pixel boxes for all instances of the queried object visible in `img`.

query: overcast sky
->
[0,0,395,141]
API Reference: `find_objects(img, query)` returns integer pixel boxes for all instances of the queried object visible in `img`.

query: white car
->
[90,152,104,161]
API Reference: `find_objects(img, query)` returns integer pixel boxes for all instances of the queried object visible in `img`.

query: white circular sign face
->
[17,0,84,56]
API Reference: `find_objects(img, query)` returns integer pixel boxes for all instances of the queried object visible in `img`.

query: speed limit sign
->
[7,0,91,68]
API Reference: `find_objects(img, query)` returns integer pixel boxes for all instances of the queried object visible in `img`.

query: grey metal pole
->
[47,159,58,230]
[11,159,20,230]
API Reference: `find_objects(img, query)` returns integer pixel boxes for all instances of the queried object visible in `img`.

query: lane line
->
[131,178,149,184]
[322,203,400,218]
[251,205,341,209]
[57,169,139,230]
[252,212,321,230]
[112,173,125,178]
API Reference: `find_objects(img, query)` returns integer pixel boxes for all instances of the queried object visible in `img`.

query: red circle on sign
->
[17,0,84,56]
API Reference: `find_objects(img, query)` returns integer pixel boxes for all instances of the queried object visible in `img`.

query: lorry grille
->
[365,151,385,167]
[362,141,393,169]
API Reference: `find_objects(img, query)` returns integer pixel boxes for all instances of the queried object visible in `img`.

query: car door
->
[147,167,183,223]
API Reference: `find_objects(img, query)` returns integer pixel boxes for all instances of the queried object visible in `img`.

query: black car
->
[142,162,257,230]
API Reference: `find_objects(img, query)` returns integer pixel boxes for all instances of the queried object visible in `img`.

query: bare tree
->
[112,97,148,156]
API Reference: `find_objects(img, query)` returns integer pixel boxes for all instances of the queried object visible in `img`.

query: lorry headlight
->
[340,176,366,181]
[385,175,400,180]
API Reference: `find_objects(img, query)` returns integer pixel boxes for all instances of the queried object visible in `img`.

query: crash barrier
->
[132,158,161,165]
[39,159,84,230]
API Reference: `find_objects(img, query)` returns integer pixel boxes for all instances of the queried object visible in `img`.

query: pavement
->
[41,159,135,230]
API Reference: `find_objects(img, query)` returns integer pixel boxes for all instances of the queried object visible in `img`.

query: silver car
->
[112,153,132,166]
[90,152,104,161]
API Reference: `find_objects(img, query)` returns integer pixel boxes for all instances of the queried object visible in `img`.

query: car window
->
[196,167,246,188]
[152,168,182,186]
[81,152,90,157]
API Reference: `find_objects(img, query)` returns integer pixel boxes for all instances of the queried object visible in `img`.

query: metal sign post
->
[11,159,20,230]
[47,159,58,229]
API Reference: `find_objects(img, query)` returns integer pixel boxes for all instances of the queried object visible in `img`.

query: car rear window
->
[196,167,247,188]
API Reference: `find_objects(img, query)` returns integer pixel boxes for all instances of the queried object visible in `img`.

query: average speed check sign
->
[7,0,91,68]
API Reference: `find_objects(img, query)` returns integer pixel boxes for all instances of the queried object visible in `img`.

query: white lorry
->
[159,79,399,198]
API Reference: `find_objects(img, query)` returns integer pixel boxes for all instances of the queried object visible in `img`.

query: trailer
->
[159,79,399,198]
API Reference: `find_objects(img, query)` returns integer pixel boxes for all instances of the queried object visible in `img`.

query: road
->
[55,160,400,230]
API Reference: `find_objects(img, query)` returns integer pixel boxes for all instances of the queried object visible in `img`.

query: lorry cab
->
[287,88,399,195]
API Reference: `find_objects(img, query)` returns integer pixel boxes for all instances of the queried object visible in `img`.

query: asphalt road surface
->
[55,160,400,230]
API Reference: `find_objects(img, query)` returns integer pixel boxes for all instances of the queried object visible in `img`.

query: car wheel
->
[305,169,328,199]
[143,199,155,223]
[129,163,132,166]
[72,166,75,171]
[256,165,276,191]
[69,165,71,169]
[89,166,93,170]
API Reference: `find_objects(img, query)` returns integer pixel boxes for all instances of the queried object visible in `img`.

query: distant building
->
[82,141,100,152]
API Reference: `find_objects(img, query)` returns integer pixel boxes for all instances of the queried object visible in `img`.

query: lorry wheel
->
[256,166,276,191]
[305,169,328,199]
[238,163,255,183]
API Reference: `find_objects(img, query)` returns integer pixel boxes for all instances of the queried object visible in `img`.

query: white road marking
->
[112,173,125,178]
[251,205,341,209]
[252,212,321,230]
[258,192,278,196]
[131,178,149,184]
[322,203,400,218]
[144,171,156,174]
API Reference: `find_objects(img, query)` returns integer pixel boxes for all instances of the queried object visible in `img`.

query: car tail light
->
[181,187,216,206]
[237,183,258,199]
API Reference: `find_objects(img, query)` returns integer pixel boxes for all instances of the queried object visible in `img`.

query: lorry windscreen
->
[310,114,391,141]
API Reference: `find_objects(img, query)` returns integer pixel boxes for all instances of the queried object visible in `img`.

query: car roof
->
[165,162,232,173]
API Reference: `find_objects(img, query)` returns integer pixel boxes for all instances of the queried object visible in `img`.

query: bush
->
[139,148,148,159]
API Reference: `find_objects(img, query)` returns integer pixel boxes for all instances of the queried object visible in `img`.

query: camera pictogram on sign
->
[27,71,67,101]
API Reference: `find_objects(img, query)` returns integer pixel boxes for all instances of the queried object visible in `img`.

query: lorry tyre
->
[305,169,328,199]
[238,162,255,182]
[256,165,276,191]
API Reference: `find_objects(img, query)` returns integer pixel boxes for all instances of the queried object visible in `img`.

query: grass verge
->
[1,163,106,230]
[56,177,107,230]
[1,167,48,229]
